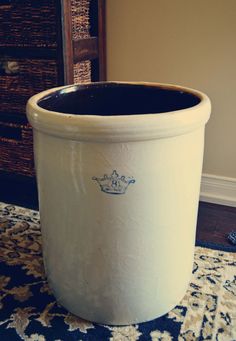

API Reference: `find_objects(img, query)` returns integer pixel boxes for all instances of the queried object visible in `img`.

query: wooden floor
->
[196,201,236,247]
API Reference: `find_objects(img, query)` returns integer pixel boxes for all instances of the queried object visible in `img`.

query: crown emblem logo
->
[92,170,135,195]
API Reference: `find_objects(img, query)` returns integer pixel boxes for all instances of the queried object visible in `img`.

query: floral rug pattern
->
[0,202,235,341]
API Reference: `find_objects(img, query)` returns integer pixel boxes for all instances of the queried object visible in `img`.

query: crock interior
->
[37,83,201,116]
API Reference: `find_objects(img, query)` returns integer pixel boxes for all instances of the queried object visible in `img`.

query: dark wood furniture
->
[0,0,106,202]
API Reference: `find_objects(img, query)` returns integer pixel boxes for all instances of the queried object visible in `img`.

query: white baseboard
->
[200,173,236,207]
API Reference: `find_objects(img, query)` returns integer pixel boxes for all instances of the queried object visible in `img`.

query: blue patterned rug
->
[0,202,235,341]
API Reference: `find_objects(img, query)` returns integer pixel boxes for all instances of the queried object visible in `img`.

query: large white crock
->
[26,82,211,325]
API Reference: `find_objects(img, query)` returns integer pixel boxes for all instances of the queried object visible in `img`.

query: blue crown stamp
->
[92,170,135,195]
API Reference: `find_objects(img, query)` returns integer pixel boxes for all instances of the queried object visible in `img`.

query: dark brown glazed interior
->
[38,83,201,116]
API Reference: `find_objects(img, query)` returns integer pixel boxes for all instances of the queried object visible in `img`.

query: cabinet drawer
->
[0,0,57,48]
[0,119,34,176]
[0,58,58,114]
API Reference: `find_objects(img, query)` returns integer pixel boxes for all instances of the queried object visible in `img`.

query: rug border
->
[196,240,236,253]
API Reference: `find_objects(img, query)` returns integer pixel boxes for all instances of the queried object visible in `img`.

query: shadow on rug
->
[0,203,235,341]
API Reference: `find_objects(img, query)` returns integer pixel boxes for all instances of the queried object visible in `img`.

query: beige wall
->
[106,0,236,178]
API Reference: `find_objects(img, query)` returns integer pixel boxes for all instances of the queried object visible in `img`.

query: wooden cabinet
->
[0,0,106,178]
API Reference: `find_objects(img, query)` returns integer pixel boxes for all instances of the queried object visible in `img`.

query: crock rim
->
[26,81,211,142]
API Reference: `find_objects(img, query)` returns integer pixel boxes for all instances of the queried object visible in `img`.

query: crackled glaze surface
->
[27,82,211,325]
[0,203,235,340]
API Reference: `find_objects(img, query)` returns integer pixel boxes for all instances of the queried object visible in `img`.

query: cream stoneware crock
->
[26,81,211,325]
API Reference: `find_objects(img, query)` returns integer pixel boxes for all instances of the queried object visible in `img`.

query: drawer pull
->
[0,59,20,75]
